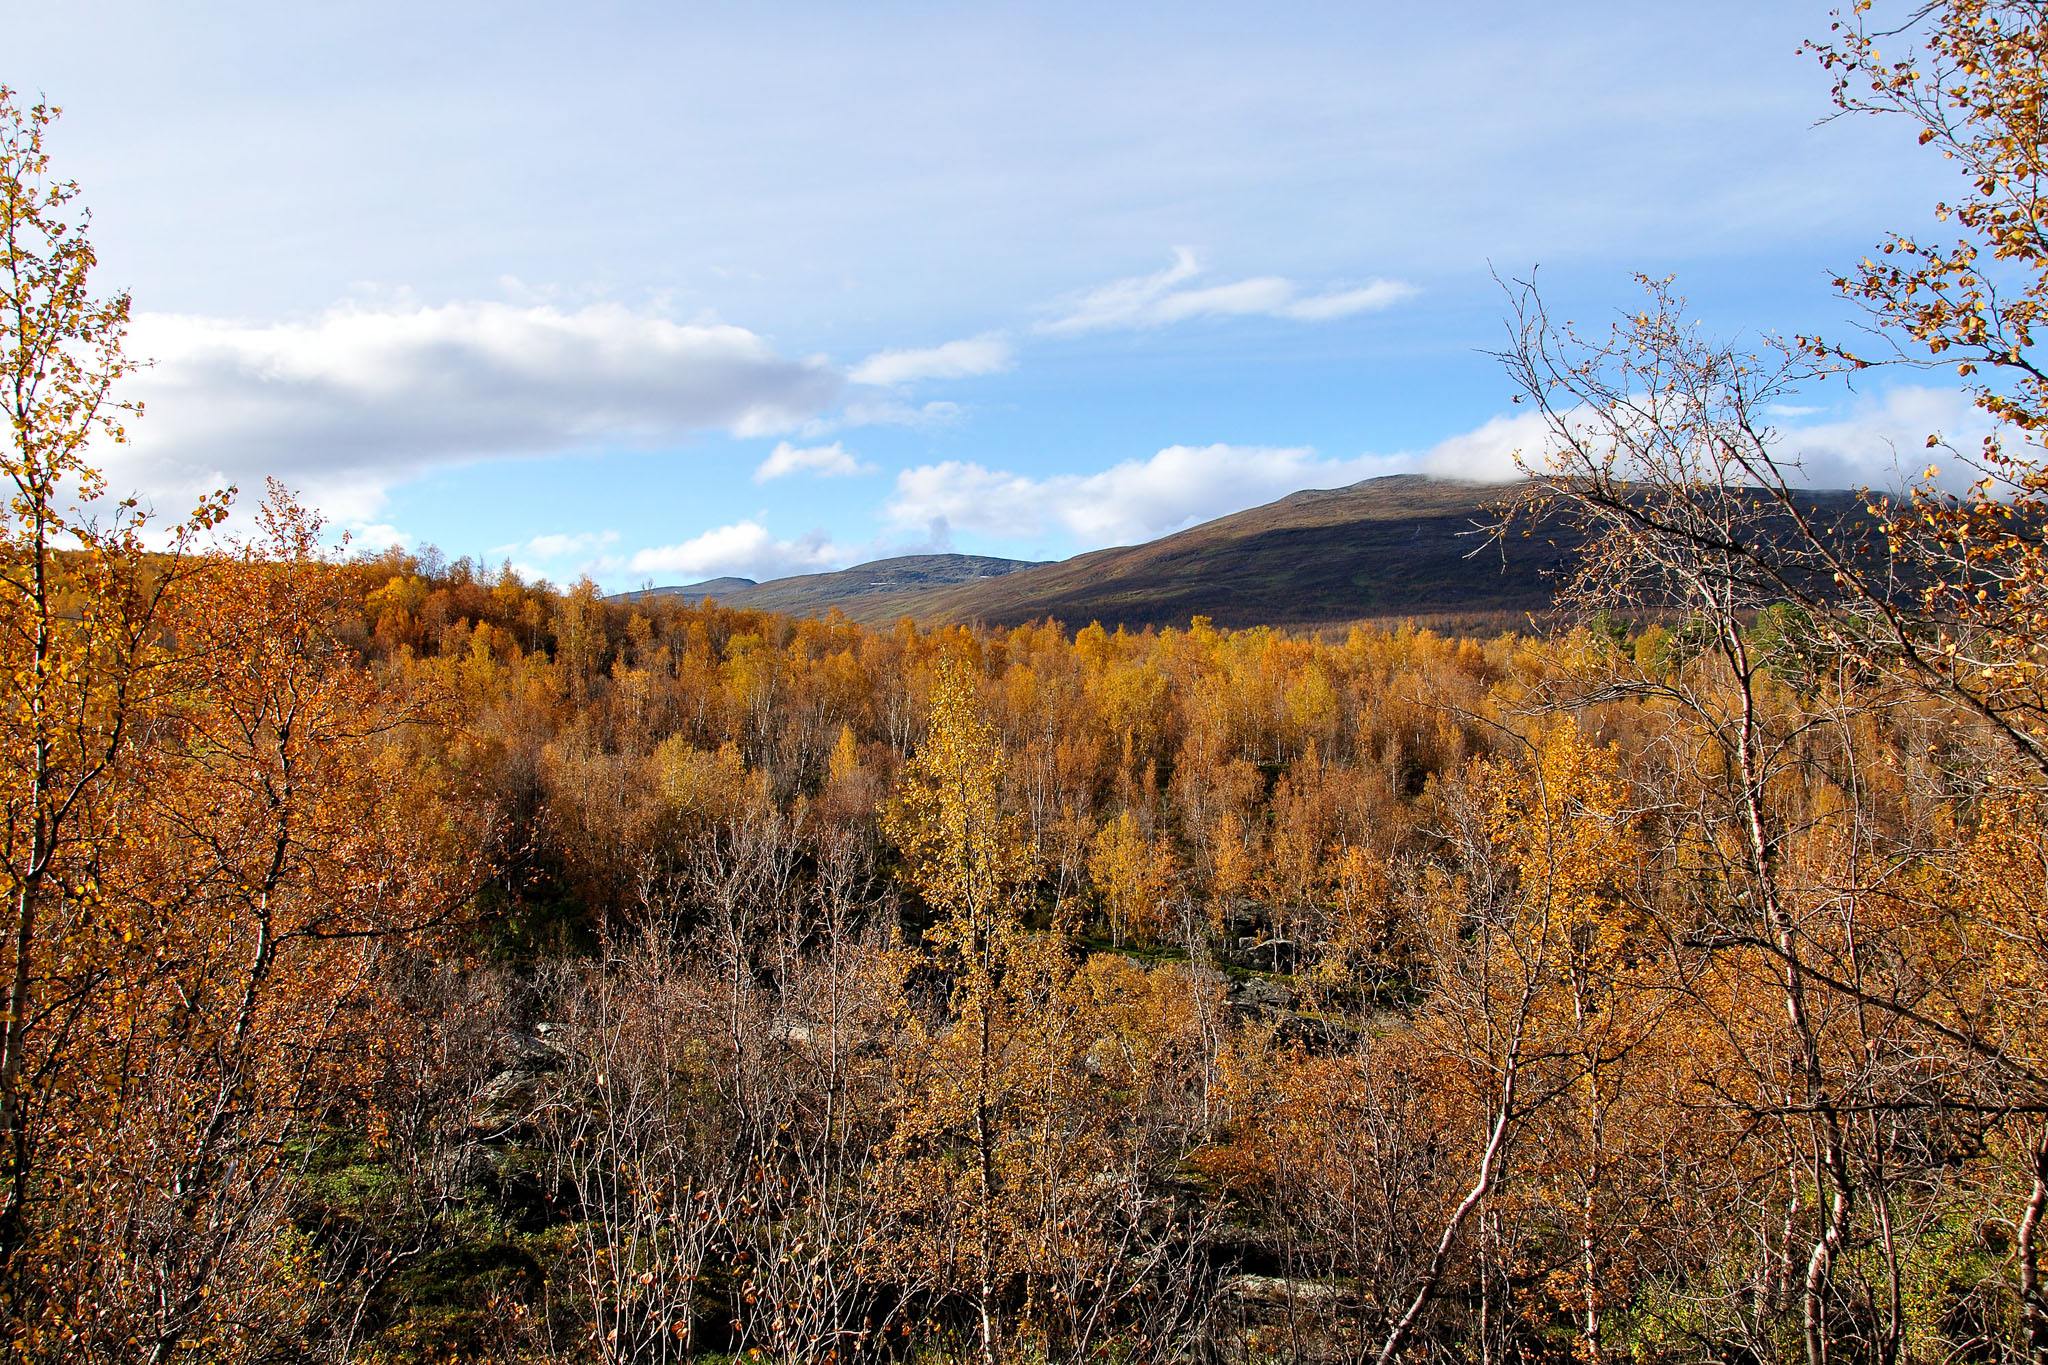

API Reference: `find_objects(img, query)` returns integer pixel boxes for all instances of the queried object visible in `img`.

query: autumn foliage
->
[12,533,2014,1365]
[12,3,2048,1361]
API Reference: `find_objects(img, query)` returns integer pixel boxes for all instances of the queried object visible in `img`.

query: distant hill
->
[610,576,758,605]
[609,554,1042,615]
[901,475,1562,630]
[611,475,1869,633]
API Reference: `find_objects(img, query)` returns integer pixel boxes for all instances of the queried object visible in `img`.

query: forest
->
[7,3,2048,1363]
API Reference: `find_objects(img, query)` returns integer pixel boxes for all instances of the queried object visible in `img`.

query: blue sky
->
[9,1,1974,589]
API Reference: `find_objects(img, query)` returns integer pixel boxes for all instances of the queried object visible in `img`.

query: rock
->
[471,1068,542,1134]
[468,1028,563,1134]
[1226,1274,1348,1307]
[506,1027,567,1065]
[768,1016,814,1046]
[1229,975,1297,1012]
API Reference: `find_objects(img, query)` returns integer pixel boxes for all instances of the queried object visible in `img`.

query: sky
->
[5,1,1983,590]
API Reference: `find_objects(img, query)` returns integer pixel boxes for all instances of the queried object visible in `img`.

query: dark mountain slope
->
[886,475,1570,630]
[610,475,1872,632]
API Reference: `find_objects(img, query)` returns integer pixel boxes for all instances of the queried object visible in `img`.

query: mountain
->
[609,554,1043,615]
[612,477,1568,630]
[610,576,758,605]
[618,474,1895,633]
[902,475,1566,630]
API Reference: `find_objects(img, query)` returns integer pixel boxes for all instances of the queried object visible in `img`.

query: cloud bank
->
[1410,387,2001,491]
[112,301,844,523]
[1037,249,1416,336]
[1772,386,1997,491]
[880,389,2002,564]
[887,443,1412,546]
[1414,411,1557,483]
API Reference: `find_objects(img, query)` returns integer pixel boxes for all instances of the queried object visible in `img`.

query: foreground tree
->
[1494,6,2048,1362]
[0,85,225,1279]
[26,488,489,1362]
[880,658,1039,1365]
[0,98,489,1360]
[1817,1,2048,780]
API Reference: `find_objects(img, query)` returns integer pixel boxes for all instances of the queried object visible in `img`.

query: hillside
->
[609,554,1042,615]
[800,475,1580,629]
[898,474,1563,630]
[612,475,1872,633]
[611,575,758,605]
[607,477,1554,629]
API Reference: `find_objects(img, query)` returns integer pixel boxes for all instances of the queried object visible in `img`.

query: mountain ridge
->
[610,476,1552,628]
[897,474,1560,630]
[607,554,1043,615]
[608,474,1865,631]
[610,575,759,605]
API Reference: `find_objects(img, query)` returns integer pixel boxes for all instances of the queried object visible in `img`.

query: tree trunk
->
[1375,1059,1519,1365]
[2018,1121,2048,1365]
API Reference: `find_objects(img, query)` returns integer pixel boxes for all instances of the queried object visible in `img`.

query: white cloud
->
[623,388,2005,590]
[1418,411,1557,483]
[841,398,965,429]
[499,530,622,560]
[850,333,1014,386]
[347,522,411,553]
[887,443,1413,547]
[1280,282,1420,321]
[109,300,844,523]
[1036,248,1417,336]
[1415,387,2003,491]
[1773,386,1998,491]
[629,519,846,582]
[753,440,875,483]
[884,392,2014,563]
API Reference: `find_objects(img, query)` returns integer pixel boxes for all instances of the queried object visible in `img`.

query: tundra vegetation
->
[8,3,2048,1362]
